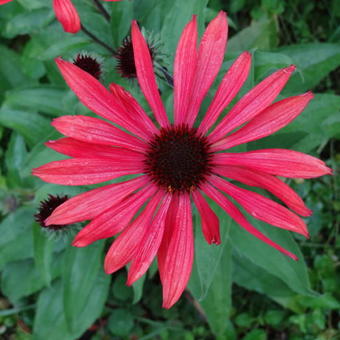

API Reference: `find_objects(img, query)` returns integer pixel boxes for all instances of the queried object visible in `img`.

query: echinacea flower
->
[73,53,102,80]
[33,12,331,308]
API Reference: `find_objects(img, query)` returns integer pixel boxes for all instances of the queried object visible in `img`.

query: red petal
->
[53,0,81,34]
[0,0,13,4]
[158,193,194,309]
[198,51,251,135]
[55,58,140,135]
[174,16,198,125]
[32,157,143,185]
[186,11,228,127]
[52,115,147,152]
[131,21,169,128]
[214,149,332,178]
[46,137,144,160]
[201,182,298,260]
[73,185,157,247]
[192,190,221,244]
[213,92,314,151]
[210,65,296,143]
[210,175,308,237]
[45,176,148,225]
[215,166,311,216]
[127,193,172,285]
[104,191,163,274]
[109,83,158,139]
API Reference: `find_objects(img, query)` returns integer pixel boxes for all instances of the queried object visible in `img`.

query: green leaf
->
[277,43,340,94]
[188,203,231,300]
[1,254,62,302]
[228,17,278,52]
[5,87,69,116]
[0,105,52,147]
[4,8,54,38]
[132,273,146,304]
[198,236,232,337]
[108,309,134,337]
[230,216,313,296]
[32,223,55,286]
[62,241,106,333]
[5,133,27,187]
[0,207,35,270]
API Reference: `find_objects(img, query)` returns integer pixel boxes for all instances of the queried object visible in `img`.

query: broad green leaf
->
[5,87,69,116]
[1,254,62,302]
[0,105,52,147]
[62,241,106,333]
[188,204,231,300]
[111,0,134,48]
[277,43,340,94]
[4,8,54,39]
[33,223,55,286]
[5,133,27,187]
[230,215,313,296]
[199,236,232,337]
[34,272,110,340]
[0,207,35,269]
[228,17,279,52]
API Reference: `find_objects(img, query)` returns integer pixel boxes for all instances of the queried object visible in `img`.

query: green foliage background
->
[0,0,339,339]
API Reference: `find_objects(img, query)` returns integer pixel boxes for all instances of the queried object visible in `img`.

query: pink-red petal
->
[192,190,221,244]
[73,185,157,247]
[32,157,143,185]
[210,65,296,143]
[174,16,198,125]
[186,11,228,127]
[198,51,252,135]
[53,0,81,34]
[52,115,147,152]
[201,182,298,260]
[158,193,194,309]
[131,21,169,128]
[210,175,308,237]
[109,83,158,139]
[215,166,311,216]
[213,92,314,151]
[215,149,332,178]
[127,193,172,285]
[104,191,163,274]
[45,176,148,225]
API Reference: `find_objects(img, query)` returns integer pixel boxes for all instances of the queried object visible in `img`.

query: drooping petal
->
[201,182,298,260]
[73,185,157,247]
[127,193,172,285]
[210,175,308,236]
[210,65,296,143]
[192,190,221,244]
[53,0,81,34]
[198,51,252,135]
[213,92,314,151]
[158,193,194,309]
[52,115,147,152]
[104,191,163,274]
[214,149,332,178]
[0,0,13,5]
[45,138,145,161]
[186,11,228,127]
[55,58,144,138]
[131,21,169,128]
[32,157,143,185]
[215,166,311,216]
[109,83,158,139]
[174,16,198,125]
[45,176,148,225]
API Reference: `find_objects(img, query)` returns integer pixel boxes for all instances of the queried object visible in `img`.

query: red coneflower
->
[73,53,102,80]
[33,12,331,308]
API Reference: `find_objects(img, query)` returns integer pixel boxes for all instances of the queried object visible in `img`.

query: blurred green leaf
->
[108,309,134,336]
[278,43,340,94]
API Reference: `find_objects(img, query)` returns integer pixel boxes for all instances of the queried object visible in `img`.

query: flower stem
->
[92,0,111,22]
[81,25,115,54]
